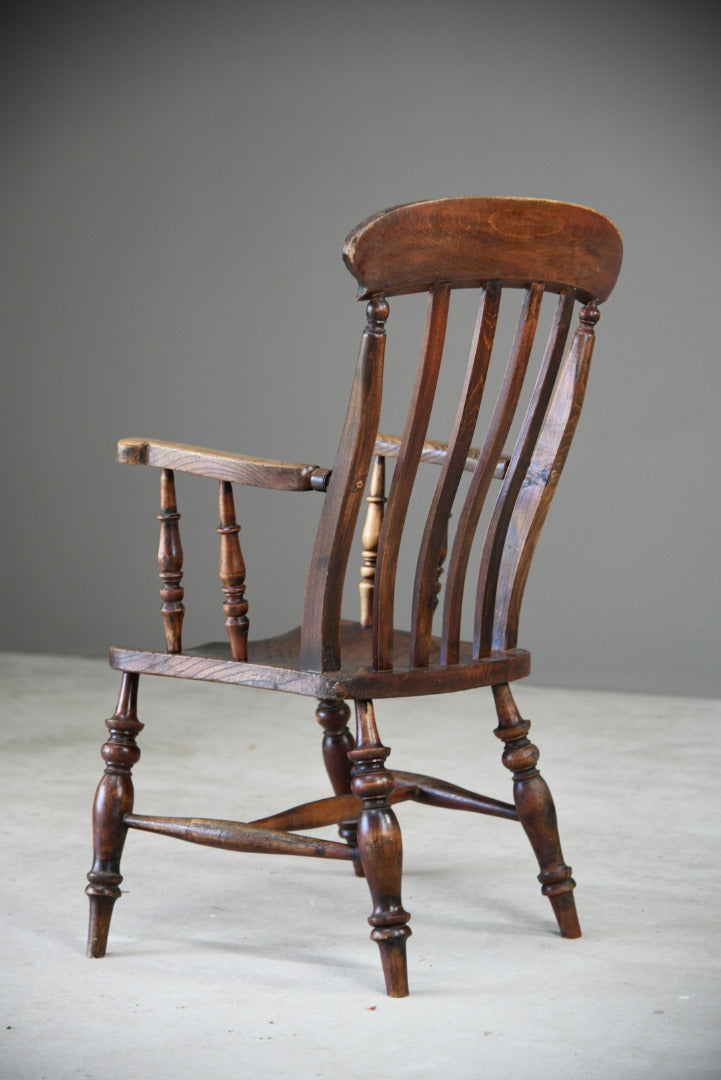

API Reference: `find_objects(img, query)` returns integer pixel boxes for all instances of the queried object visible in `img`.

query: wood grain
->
[110,623,530,699]
[118,437,331,491]
[344,197,622,302]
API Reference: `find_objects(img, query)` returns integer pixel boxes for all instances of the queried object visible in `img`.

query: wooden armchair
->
[86,197,622,996]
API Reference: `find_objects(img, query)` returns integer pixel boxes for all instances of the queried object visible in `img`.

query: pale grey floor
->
[1,653,719,1080]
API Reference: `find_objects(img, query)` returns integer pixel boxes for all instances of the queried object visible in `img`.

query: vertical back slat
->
[372,286,450,670]
[478,303,599,655]
[474,290,574,657]
[441,284,544,664]
[300,298,388,672]
[409,282,501,667]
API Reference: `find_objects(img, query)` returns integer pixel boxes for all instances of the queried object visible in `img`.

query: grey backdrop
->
[2,0,719,696]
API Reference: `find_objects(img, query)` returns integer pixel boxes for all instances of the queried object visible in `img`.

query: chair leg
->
[85,672,143,957]
[349,700,411,997]
[315,698,364,875]
[492,684,581,938]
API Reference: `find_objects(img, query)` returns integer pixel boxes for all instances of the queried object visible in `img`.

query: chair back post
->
[300,298,388,672]
[372,284,450,670]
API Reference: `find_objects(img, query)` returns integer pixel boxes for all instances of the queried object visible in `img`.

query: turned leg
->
[492,684,580,938]
[349,700,411,997]
[86,672,143,957]
[316,699,363,875]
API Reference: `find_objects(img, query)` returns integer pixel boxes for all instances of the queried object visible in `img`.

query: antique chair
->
[86,197,622,996]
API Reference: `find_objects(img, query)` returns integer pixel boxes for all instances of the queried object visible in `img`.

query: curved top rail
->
[343,197,623,303]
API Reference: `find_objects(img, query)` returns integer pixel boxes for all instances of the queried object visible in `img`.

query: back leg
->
[316,698,363,876]
[86,672,143,957]
[492,683,580,938]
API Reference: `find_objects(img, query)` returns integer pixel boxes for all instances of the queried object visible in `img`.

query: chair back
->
[301,198,622,672]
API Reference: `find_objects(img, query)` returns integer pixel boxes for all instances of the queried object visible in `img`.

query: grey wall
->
[2,0,719,696]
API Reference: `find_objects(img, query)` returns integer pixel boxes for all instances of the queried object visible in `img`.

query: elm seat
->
[86,196,622,997]
[110,623,530,698]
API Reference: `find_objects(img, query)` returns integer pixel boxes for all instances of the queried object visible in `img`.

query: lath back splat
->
[88,197,622,998]
[302,198,621,680]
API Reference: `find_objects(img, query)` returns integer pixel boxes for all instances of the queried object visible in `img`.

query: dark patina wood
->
[217,480,249,661]
[157,470,184,653]
[349,700,411,997]
[118,436,332,491]
[86,673,142,958]
[87,197,622,996]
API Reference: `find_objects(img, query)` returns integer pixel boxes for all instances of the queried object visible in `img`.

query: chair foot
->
[372,924,411,997]
[492,684,581,938]
[350,701,411,996]
[547,887,581,939]
[85,672,143,957]
[87,894,118,958]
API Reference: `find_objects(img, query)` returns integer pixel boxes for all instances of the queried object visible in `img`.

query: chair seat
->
[110,620,530,699]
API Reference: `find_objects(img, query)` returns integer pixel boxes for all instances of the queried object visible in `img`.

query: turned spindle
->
[218,480,249,661]
[359,454,386,628]
[492,683,580,938]
[158,469,184,653]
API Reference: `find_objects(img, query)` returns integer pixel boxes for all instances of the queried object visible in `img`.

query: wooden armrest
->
[117,438,331,491]
[374,433,509,479]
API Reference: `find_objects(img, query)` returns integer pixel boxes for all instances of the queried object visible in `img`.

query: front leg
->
[349,700,411,997]
[86,672,143,957]
[492,683,580,938]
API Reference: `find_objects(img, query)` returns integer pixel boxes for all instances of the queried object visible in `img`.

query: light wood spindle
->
[359,455,386,628]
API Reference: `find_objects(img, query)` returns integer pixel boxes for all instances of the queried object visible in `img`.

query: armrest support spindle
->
[218,481,249,661]
[158,469,184,653]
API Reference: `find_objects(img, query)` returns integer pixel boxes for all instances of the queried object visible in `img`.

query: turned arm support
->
[118,437,332,492]
[123,437,332,660]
